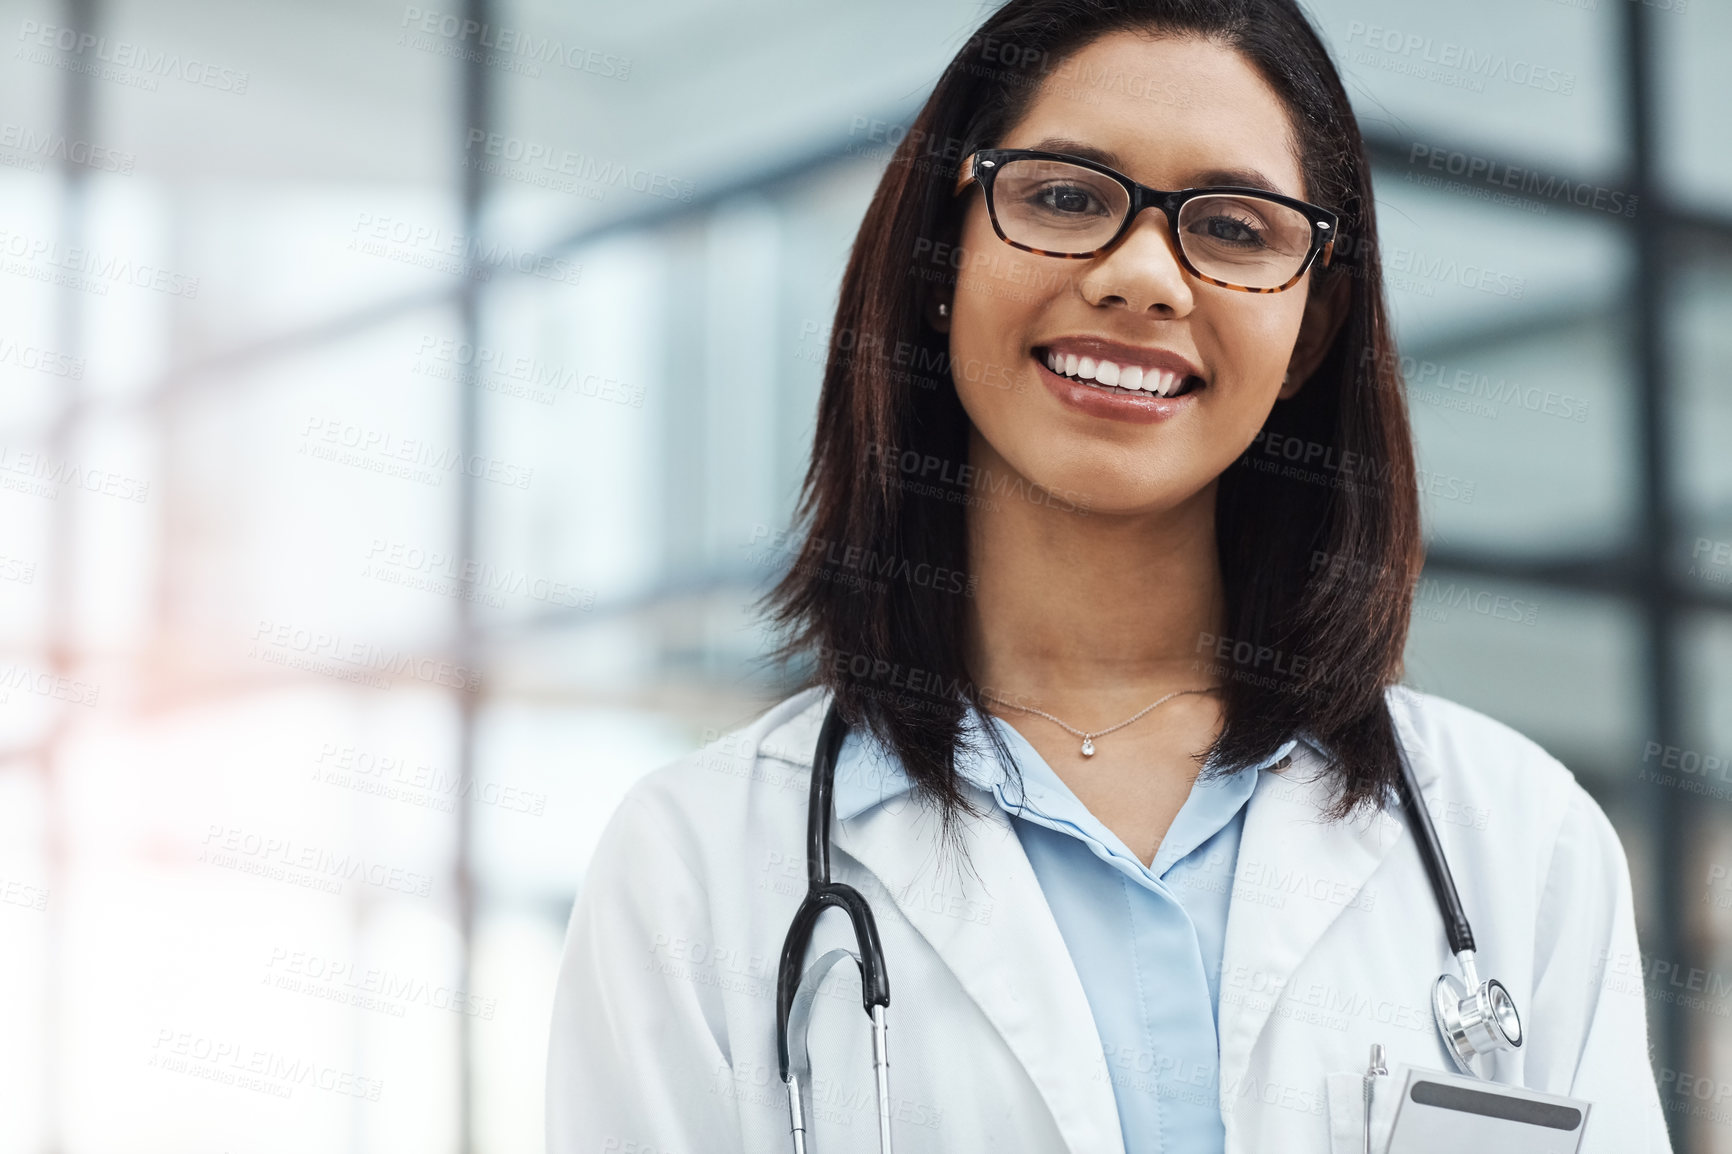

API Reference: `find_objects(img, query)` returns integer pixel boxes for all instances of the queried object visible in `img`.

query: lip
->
[1030,339,1205,425]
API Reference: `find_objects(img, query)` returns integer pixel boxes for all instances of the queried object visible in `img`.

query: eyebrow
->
[1021,136,1291,195]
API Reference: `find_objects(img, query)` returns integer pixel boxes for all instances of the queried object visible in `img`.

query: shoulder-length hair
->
[764,0,1422,860]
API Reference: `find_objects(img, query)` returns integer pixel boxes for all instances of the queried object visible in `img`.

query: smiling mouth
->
[1033,347,1205,398]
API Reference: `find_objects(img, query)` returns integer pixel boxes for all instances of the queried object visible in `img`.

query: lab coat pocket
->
[1324,1064,1406,1154]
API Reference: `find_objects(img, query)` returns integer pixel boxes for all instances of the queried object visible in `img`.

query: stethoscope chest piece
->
[1433,954,1523,1078]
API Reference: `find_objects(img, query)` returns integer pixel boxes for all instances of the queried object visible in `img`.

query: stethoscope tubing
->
[774,702,892,1082]
[774,696,1520,1146]
[1392,742,1476,956]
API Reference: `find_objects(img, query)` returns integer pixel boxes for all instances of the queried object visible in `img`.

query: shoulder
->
[1381,684,1618,873]
[1385,683,1578,797]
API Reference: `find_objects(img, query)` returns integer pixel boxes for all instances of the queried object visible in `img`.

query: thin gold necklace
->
[980,686,1218,757]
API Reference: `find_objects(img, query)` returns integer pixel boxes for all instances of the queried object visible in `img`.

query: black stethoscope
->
[774,699,1524,1151]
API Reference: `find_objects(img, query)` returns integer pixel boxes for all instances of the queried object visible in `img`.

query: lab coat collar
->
[825,704,1308,827]
[754,688,1444,1153]
[759,693,1129,1154]
[1216,687,1443,1139]
[756,684,1443,823]
[823,704,1076,823]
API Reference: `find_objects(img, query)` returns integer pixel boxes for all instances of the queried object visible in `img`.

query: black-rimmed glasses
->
[954,148,1343,293]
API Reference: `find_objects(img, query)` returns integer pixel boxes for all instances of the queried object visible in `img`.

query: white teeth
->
[1041,348,1196,396]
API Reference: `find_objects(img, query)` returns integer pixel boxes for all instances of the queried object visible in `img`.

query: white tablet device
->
[1383,1064,1591,1154]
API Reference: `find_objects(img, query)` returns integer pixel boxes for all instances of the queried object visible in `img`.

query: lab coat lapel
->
[830,780,1129,1154]
[1216,740,1417,1106]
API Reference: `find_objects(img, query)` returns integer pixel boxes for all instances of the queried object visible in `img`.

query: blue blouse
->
[830,705,1298,1154]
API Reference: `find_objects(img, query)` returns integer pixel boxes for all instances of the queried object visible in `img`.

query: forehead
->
[1002,30,1306,196]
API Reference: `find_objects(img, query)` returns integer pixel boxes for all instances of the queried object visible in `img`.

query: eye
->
[1029,182,1110,217]
[1190,210,1269,248]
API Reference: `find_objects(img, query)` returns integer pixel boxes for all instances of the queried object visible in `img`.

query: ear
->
[926,289,953,334]
[1279,266,1351,400]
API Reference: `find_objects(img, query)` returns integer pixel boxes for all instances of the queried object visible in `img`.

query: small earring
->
[1282,370,1291,385]
[937,302,949,317]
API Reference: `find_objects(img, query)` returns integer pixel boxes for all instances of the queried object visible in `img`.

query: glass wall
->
[0,0,1726,1150]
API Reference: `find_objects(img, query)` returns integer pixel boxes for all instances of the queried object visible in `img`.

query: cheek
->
[949,210,1064,341]
[1210,295,1307,385]
[946,216,1061,407]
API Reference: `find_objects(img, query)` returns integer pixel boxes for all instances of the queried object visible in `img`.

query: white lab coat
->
[546,684,1673,1154]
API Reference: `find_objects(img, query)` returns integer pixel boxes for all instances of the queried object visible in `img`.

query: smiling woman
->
[771,13,1407,837]
[546,3,1672,1153]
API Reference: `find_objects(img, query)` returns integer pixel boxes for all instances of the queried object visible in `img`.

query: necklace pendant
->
[1080,736,1096,757]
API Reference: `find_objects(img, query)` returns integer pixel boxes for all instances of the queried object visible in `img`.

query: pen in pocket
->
[1363,1042,1387,1154]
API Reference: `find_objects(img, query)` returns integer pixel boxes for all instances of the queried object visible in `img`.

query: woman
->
[547,2,1671,1151]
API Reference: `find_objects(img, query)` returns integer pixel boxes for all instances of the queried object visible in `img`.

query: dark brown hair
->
[763,0,1421,864]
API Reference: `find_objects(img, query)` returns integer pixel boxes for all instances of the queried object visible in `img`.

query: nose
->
[1079,208,1195,317]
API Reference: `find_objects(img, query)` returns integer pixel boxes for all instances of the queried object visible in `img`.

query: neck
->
[963,428,1228,729]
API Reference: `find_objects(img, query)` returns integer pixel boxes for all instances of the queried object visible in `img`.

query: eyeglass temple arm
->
[953,151,982,197]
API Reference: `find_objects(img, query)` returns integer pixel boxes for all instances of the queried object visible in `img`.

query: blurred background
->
[0,0,1727,1149]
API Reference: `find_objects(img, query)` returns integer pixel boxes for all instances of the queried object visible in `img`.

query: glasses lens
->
[1177,194,1315,290]
[988,158,1130,254]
